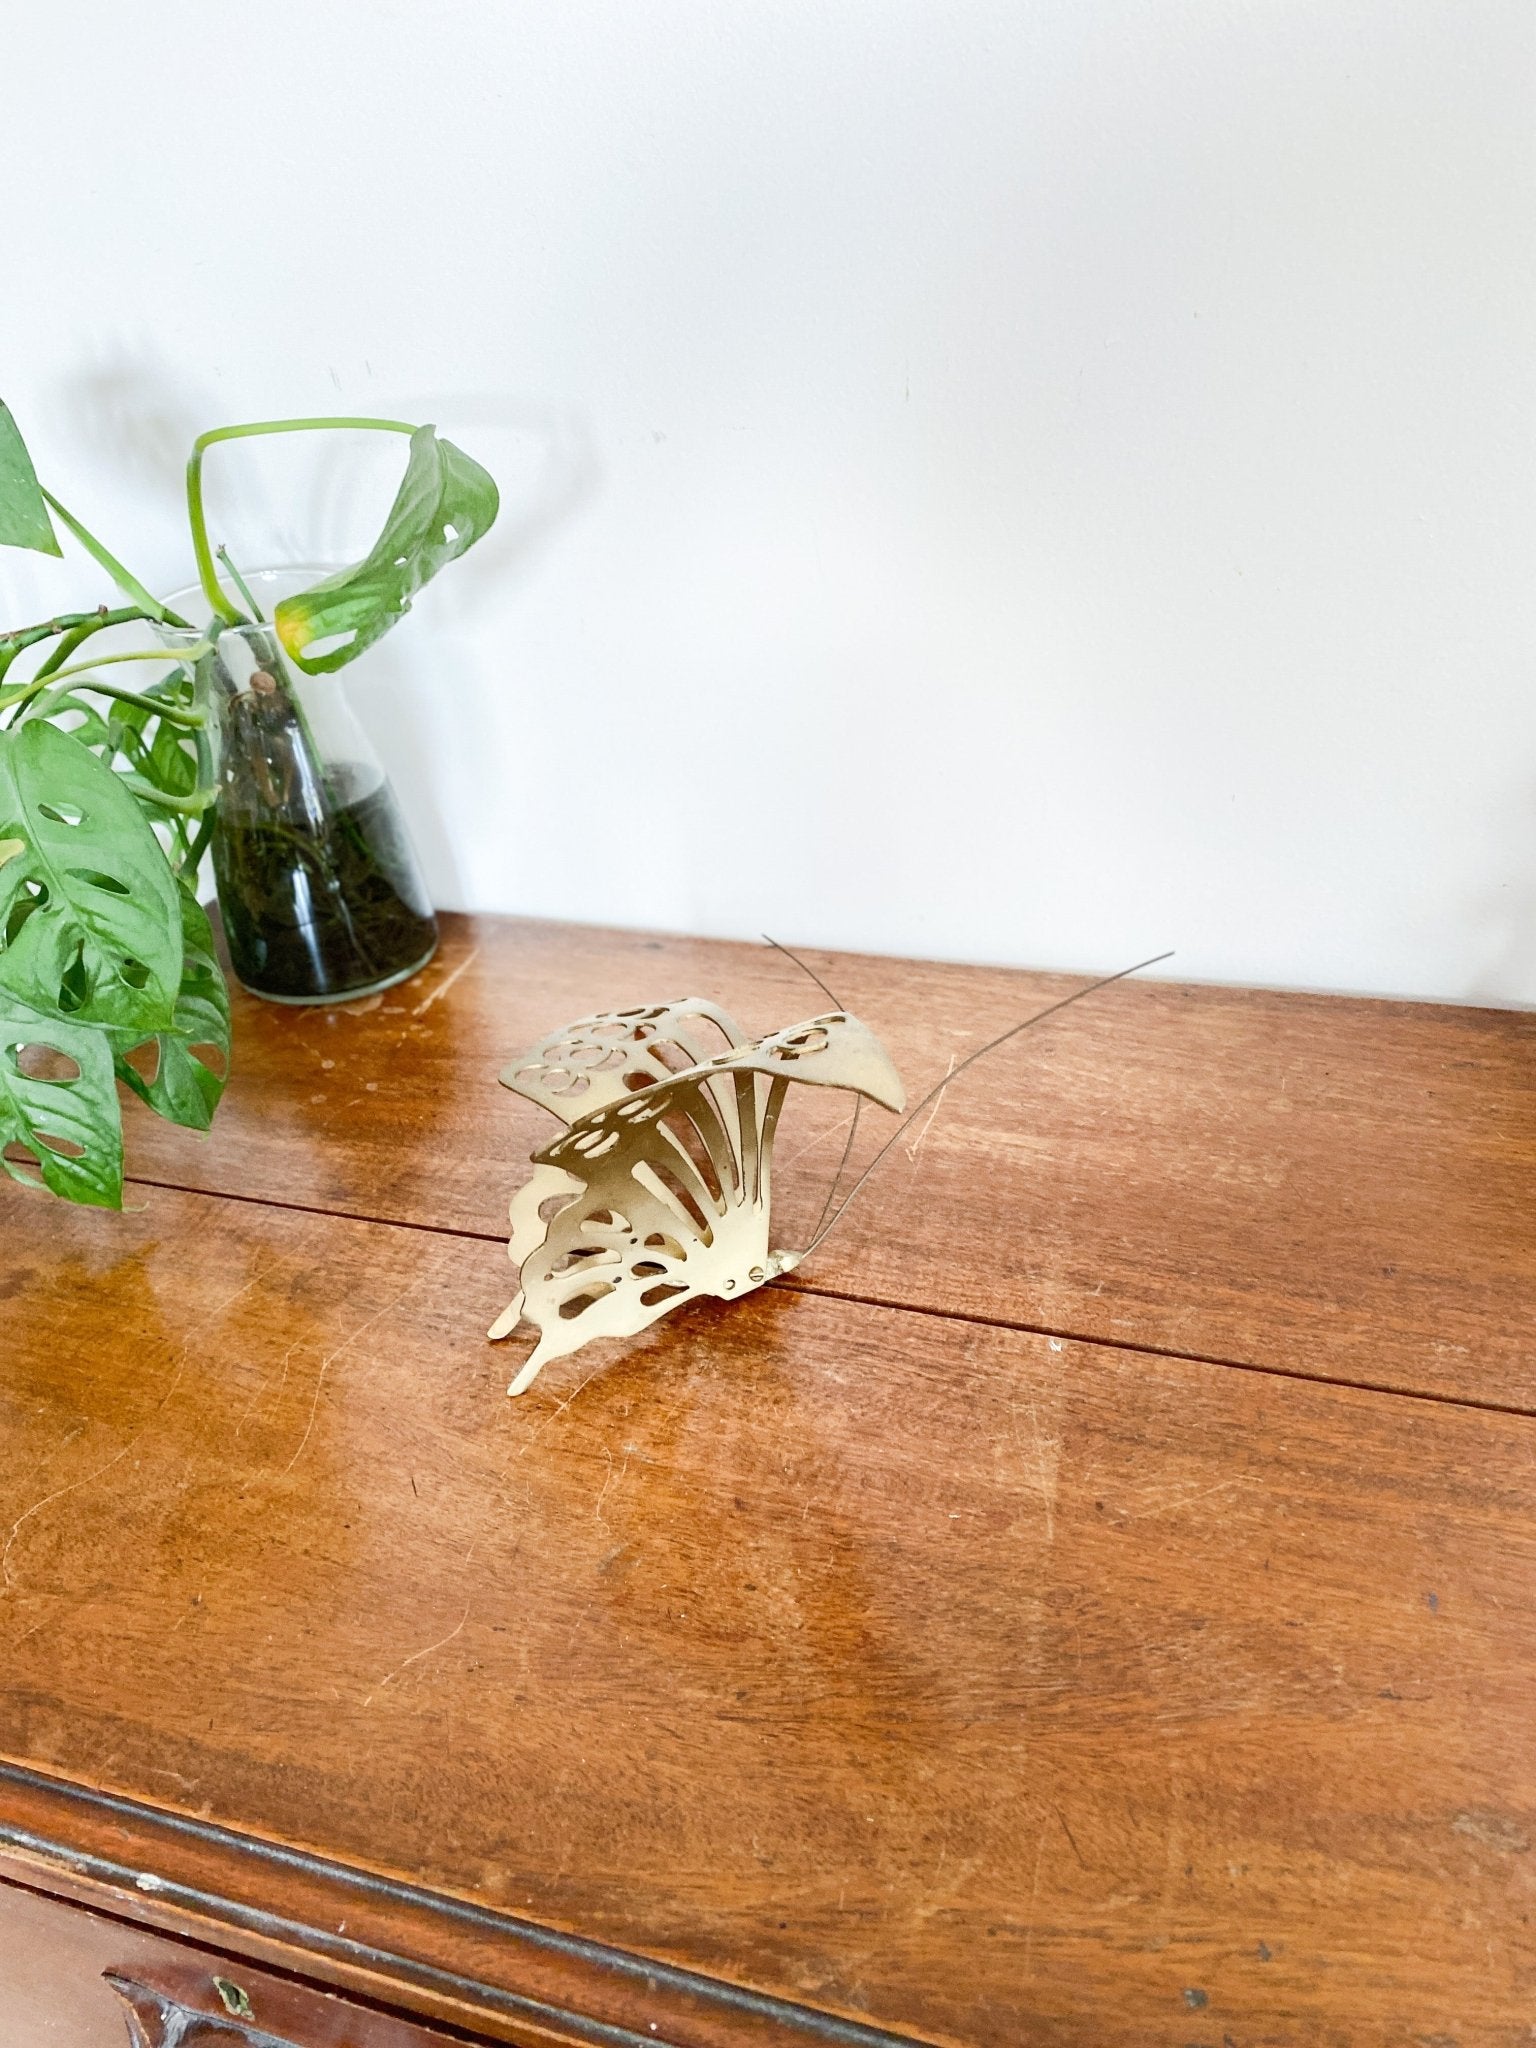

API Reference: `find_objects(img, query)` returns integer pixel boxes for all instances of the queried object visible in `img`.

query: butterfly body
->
[491,1000,902,1393]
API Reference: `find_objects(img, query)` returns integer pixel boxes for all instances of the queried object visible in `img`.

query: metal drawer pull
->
[108,1971,294,2047]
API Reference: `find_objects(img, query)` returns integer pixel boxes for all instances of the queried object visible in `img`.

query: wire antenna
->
[760,933,842,1010]
[761,934,863,1242]
[798,949,1174,1259]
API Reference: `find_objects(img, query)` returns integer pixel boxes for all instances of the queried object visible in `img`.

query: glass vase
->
[163,568,438,1005]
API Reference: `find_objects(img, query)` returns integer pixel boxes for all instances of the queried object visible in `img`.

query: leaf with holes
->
[0,992,122,1206]
[0,719,182,1031]
[113,889,230,1130]
[36,688,112,755]
[274,425,499,673]
[0,400,60,557]
[38,682,213,878]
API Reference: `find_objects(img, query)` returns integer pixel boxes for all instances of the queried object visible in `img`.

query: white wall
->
[2,1,1533,1004]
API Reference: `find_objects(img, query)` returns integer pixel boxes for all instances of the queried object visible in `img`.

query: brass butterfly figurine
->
[488,948,1171,1395]
[488,996,905,1393]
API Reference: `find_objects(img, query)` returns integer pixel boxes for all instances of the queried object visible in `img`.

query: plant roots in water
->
[213,766,437,1003]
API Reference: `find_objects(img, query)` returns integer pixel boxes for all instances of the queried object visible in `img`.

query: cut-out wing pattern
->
[491,1000,903,1393]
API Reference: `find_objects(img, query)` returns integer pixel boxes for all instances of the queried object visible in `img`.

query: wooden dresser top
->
[3,914,1533,2046]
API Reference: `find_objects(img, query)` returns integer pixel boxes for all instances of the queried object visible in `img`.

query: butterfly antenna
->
[812,1097,862,1242]
[760,933,842,1009]
[799,949,1174,1260]
[761,933,863,1240]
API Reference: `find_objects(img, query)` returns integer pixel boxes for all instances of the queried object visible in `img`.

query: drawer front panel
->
[0,1878,467,2048]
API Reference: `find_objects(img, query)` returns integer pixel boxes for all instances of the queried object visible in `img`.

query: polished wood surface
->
[115,912,1536,1410]
[3,1170,1536,2045]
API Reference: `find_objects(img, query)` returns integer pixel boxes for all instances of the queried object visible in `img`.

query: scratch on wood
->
[1010,1397,1061,1542]
[144,1765,198,1793]
[280,1273,428,1478]
[206,1272,266,1323]
[1029,1402,1061,1542]
[232,1338,304,1441]
[910,1847,982,1926]
[364,1599,472,1707]
[1022,1819,1048,1978]
[1126,1476,1246,1521]
[772,1121,844,1174]
[4,1266,270,1594]
[563,1599,595,1651]
[1055,1804,1090,1871]
[905,1054,957,1163]
[280,1356,337,1479]
[412,945,480,1016]
[593,1445,632,1532]
[518,1358,612,1449]
[0,1424,86,1593]
[3,1337,195,1592]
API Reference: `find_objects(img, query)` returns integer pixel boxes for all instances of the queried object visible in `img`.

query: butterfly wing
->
[492,1009,904,1392]
[498,998,748,1121]
[491,998,752,1351]
[692,1009,906,1114]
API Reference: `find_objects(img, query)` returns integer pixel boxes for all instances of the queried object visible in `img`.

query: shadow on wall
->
[382,389,602,604]
[342,390,602,910]
[50,355,599,911]
[60,352,600,595]
[68,343,223,485]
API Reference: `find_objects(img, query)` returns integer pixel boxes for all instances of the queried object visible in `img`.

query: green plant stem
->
[118,771,216,815]
[216,546,267,622]
[32,611,122,682]
[0,605,146,684]
[4,645,211,727]
[41,492,188,628]
[33,672,208,724]
[177,809,216,879]
[186,414,416,625]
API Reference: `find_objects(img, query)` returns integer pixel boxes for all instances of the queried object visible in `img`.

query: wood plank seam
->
[105,910,1535,1414]
[783,1277,1536,1423]
[119,1168,1536,1425]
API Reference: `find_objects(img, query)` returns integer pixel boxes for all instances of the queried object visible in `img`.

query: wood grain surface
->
[114,912,1536,1410]
[3,1181,1534,2046]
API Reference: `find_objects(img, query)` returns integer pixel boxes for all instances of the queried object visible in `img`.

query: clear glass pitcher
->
[163,568,437,1005]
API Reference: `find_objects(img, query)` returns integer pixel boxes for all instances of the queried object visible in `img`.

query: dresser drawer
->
[0,1877,470,2048]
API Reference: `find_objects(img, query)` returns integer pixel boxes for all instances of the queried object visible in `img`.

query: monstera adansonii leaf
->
[0,719,182,1032]
[0,990,122,1206]
[274,425,499,673]
[112,888,231,1132]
